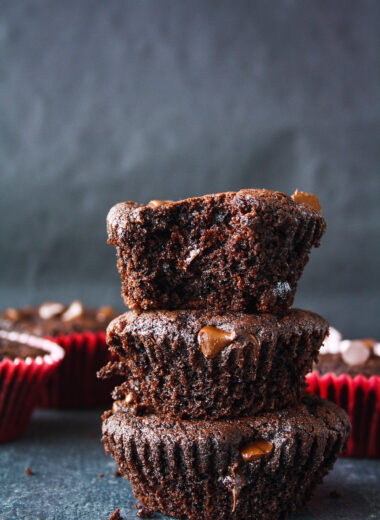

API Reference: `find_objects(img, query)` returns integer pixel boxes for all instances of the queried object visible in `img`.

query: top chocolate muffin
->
[107,189,326,313]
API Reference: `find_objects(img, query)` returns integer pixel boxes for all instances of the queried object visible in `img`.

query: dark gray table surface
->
[0,408,379,520]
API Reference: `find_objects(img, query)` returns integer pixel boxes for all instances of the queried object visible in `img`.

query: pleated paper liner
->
[0,331,64,442]
[102,395,350,520]
[306,372,380,457]
[39,331,121,408]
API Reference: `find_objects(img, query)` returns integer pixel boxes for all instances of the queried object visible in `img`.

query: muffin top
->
[314,327,380,377]
[107,189,324,245]
[0,301,116,337]
[0,336,46,361]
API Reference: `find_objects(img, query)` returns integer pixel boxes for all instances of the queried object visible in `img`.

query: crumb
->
[98,473,104,478]
[135,503,155,518]
[113,469,122,478]
[25,468,34,476]
[329,490,341,499]
[108,509,124,520]
[88,433,96,439]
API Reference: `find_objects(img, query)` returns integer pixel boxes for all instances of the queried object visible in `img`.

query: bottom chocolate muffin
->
[102,395,350,520]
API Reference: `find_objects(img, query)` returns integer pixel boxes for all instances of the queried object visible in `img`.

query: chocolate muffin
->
[0,330,64,442]
[99,308,328,419]
[0,301,118,408]
[102,395,350,520]
[307,328,380,457]
[107,189,326,313]
[0,301,116,336]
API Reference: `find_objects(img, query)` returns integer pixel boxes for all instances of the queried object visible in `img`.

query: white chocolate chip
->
[38,302,65,320]
[373,342,380,357]
[341,340,371,366]
[319,327,343,355]
[62,300,84,322]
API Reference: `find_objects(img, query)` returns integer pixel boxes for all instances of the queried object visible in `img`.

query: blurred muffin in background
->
[0,301,118,408]
[307,327,380,457]
[0,330,64,441]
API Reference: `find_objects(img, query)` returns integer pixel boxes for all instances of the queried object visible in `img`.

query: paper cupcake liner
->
[39,331,120,408]
[0,331,64,442]
[102,395,350,520]
[306,372,380,457]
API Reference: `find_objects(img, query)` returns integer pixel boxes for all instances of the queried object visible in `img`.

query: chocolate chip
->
[148,200,173,208]
[292,189,322,212]
[4,308,21,321]
[240,440,274,461]
[198,326,236,359]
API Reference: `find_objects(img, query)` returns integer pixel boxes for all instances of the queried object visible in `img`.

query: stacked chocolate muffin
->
[100,189,351,520]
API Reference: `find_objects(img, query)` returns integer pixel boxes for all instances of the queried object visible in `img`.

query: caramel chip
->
[96,306,115,322]
[38,302,65,320]
[4,308,21,321]
[240,440,274,462]
[198,326,236,359]
[292,189,322,212]
[62,300,84,322]
[148,200,173,208]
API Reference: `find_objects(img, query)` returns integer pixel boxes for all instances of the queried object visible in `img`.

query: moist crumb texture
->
[99,309,328,419]
[102,395,350,520]
[107,190,326,313]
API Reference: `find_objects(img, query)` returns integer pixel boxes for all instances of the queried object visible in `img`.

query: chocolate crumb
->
[329,490,341,499]
[108,509,124,520]
[98,473,104,478]
[113,469,122,478]
[25,468,34,476]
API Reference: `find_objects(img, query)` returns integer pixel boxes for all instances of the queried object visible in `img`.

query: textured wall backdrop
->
[0,0,379,337]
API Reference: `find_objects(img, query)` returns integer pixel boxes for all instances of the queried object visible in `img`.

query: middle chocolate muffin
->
[99,308,328,419]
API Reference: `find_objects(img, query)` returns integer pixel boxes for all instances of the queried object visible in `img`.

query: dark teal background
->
[0,0,379,337]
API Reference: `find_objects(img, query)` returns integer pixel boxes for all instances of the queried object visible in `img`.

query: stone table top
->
[0,408,379,520]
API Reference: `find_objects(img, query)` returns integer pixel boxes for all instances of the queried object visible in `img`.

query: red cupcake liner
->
[306,372,380,457]
[39,331,121,408]
[0,332,64,442]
